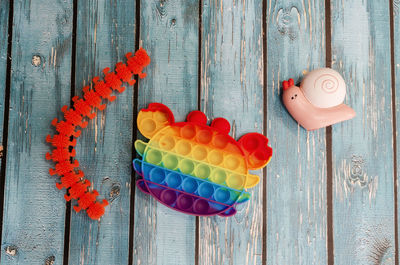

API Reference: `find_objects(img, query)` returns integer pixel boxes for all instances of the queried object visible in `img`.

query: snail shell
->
[300,68,346,108]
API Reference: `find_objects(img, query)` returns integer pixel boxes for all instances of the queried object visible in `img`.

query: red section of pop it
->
[47,48,150,220]
[187,110,207,125]
[142,103,175,124]
[238,133,273,170]
[211,118,230,134]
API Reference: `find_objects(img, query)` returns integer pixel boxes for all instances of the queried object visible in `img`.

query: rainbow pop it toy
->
[133,103,272,217]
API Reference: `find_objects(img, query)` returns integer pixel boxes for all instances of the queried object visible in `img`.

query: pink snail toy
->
[282,68,356,131]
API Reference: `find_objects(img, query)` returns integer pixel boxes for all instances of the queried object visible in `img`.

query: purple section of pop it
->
[143,179,236,216]
[133,159,240,217]
[136,179,150,194]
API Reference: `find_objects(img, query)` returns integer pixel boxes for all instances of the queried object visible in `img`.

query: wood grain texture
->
[198,0,264,264]
[132,0,199,264]
[0,0,73,264]
[266,1,327,264]
[395,0,400,263]
[0,0,9,150]
[330,0,395,264]
[67,1,136,264]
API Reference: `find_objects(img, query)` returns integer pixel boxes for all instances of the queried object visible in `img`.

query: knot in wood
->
[32,55,42,67]
[45,255,55,265]
[4,245,18,256]
[276,7,300,40]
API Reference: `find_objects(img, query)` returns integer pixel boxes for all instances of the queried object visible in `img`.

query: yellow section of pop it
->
[137,110,170,139]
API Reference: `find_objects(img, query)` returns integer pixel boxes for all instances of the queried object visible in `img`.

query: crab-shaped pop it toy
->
[133,103,272,217]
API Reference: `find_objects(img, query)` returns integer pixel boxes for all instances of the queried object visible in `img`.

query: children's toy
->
[46,48,150,220]
[133,103,272,217]
[282,68,356,130]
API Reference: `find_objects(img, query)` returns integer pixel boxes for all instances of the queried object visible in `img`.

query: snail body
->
[282,68,356,131]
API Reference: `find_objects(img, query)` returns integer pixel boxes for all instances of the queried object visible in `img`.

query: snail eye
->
[291,97,294,100]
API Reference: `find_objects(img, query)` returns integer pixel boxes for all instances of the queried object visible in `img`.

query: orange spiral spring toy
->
[46,48,150,220]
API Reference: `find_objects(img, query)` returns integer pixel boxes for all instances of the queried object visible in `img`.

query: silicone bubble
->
[146,149,162,165]
[213,134,229,149]
[208,150,223,165]
[176,140,192,156]
[140,118,156,135]
[181,124,196,139]
[177,194,194,210]
[159,135,175,150]
[182,178,198,193]
[193,199,209,214]
[166,172,182,189]
[195,164,211,179]
[214,188,231,203]
[198,182,214,198]
[149,167,165,184]
[224,155,240,171]
[160,189,177,205]
[154,111,168,123]
[179,159,195,174]
[197,129,213,144]
[192,145,208,161]
[163,154,179,170]
[211,169,227,184]
[242,136,259,152]
[226,174,245,189]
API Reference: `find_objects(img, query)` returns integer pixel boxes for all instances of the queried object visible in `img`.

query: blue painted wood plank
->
[198,0,264,264]
[67,1,136,264]
[266,1,328,264]
[330,0,395,264]
[0,0,73,264]
[395,2,400,263]
[0,0,9,150]
[133,1,199,264]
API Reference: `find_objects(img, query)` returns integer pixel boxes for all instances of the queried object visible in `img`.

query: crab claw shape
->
[238,132,273,170]
[137,103,175,139]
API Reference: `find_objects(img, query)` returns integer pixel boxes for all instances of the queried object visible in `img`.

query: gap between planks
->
[0,0,14,261]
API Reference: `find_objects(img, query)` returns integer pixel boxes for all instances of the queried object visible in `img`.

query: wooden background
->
[0,0,398,264]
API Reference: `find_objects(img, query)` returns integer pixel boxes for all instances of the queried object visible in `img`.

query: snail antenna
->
[283,80,289,90]
[283,78,294,91]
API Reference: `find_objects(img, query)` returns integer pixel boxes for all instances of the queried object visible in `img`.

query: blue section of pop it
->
[133,159,250,205]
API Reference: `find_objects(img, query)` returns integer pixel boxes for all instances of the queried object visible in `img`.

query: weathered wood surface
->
[330,0,395,264]
[266,1,328,264]
[132,1,199,264]
[68,1,136,264]
[0,0,73,264]
[0,0,399,264]
[198,0,264,264]
[396,1,400,263]
[0,0,9,154]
